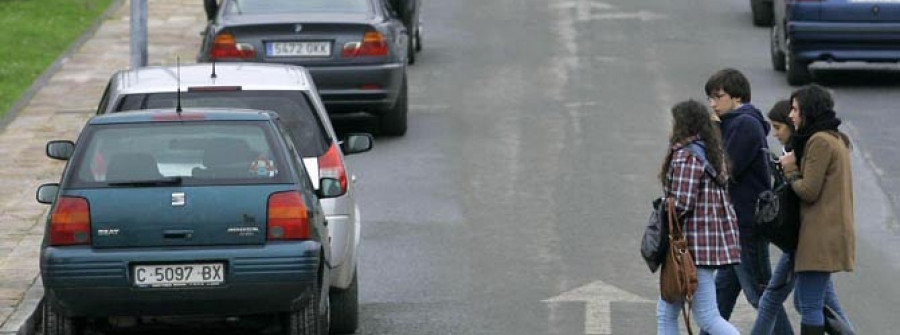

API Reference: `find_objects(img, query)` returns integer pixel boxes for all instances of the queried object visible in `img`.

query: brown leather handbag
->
[660,198,698,334]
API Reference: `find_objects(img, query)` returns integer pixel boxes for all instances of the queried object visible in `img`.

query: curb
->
[0,278,44,335]
[0,0,127,132]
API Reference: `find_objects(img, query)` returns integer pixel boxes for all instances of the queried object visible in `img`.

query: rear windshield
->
[66,121,294,188]
[225,0,371,14]
[115,91,330,157]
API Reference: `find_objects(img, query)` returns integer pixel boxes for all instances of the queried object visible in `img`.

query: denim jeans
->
[796,272,831,326]
[658,268,739,335]
[709,232,793,335]
[751,252,850,334]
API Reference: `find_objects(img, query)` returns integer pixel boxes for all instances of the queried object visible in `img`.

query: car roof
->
[110,63,312,94]
[88,108,277,125]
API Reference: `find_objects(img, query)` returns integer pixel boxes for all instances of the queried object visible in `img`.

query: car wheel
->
[379,77,408,136]
[786,51,812,86]
[284,283,325,335]
[43,300,81,335]
[407,34,416,65]
[329,270,359,334]
[751,0,773,26]
[770,25,786,72]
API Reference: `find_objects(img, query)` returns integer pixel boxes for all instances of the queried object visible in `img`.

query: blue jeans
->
[751,252,850,334]
[658,268,739,335]
[796,272,831,326]
[710,232,793,335]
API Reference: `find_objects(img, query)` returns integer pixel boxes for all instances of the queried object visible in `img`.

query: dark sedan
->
[199,0,411,136]
[772,0,900,85]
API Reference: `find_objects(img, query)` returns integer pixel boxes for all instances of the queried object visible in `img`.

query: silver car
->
[96,63,368,333]
[199,0,410,136]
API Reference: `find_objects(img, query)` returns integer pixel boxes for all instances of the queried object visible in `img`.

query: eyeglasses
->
[707,93,728,102]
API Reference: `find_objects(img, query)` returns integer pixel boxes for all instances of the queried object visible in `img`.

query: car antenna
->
[211,60,217,79]
[176,56,183,114]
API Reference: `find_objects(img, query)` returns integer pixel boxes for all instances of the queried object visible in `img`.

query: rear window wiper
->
[107,176,183,187]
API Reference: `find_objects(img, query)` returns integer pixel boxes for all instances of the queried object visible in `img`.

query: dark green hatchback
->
[36,109,341,335]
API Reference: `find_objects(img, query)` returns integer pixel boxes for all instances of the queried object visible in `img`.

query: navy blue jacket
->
[719,104,771,231]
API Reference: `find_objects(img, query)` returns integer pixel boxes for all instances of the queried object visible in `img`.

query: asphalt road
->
[94,0,900,334]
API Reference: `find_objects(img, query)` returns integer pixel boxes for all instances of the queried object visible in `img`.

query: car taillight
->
[50,197,91,246]
[267,191,309,240]
[342,32,389,57]
[318,143,347,194]
[209,33,256,60]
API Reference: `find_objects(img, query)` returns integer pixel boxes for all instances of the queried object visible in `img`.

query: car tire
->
[284,282,325,335]
[770,25,786,72]
[751,0,773,27]
[42,300,81,335]
[379,77,408,136]
[328,270,359,334]
[786,51,812,86]
[407,37,416,65]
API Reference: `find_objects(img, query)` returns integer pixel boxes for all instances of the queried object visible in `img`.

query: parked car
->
[771,0,900,85]
[389,0,423,63]
[751,0,774,26]
[199,0,410,136]
[36,109,366,334]
[97,63,370,334]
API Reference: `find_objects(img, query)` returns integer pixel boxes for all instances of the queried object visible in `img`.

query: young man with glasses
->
[703,68,794,334]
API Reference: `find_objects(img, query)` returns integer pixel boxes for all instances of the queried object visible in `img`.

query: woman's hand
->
[779,152,798,174]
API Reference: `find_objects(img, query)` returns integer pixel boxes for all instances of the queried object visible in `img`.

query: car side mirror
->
[317,178,344,198]
[36,184,60,204]
[340,133,373,155]
[46,140,75,160]
[204,0,219,21]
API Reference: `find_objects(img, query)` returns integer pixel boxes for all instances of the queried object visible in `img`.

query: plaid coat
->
[664,141,741,266]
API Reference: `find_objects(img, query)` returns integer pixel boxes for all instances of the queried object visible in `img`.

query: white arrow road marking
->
[585,11,667,22]
[543,280,652,335]
[551,0,616,21]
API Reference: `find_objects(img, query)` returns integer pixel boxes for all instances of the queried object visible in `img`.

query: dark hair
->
[704,68,751,103]
[767,99,793,131]
[659,100,728,186]
[790,84,851,148]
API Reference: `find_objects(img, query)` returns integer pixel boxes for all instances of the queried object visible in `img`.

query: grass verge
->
[0,0,114,119]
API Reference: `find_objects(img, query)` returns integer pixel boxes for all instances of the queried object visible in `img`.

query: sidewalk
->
[0,1,206,333]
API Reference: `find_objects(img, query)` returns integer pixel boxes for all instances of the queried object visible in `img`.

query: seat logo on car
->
[873,6,880,16]
[295,24,303,33]
[172,192,185,207]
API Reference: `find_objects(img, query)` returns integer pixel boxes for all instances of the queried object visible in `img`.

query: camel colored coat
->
[783,131,855,272]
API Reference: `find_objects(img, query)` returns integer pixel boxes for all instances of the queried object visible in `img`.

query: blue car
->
[35,109,355,335]
[771,0,900,84]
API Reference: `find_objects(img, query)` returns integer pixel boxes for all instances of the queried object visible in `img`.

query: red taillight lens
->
[267,191,309,240]
[50,197,91,246]
[342,32,389,57]
[318,143,348,194]
[210,33,256,60]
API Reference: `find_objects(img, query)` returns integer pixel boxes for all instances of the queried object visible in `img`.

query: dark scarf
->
[791,110,842,164]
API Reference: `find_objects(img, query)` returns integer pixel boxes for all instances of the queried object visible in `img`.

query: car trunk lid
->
[819,0,900,22]
[74,185,293,248]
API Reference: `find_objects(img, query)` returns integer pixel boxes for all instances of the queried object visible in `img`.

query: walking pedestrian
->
[779,85,855,335]
[656,100,741,335]
[703,69,793,334]
[751,100,853,335]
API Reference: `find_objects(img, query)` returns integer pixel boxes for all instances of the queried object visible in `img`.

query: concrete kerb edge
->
[0,277,43,335]
[0,0,127,132]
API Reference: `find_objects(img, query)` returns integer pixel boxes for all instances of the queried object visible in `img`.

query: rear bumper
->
[41,242,322,317]
[306,63,405,114]
[789,21,900,62]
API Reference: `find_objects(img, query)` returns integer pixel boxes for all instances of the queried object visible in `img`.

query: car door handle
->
[163,230,194,239]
